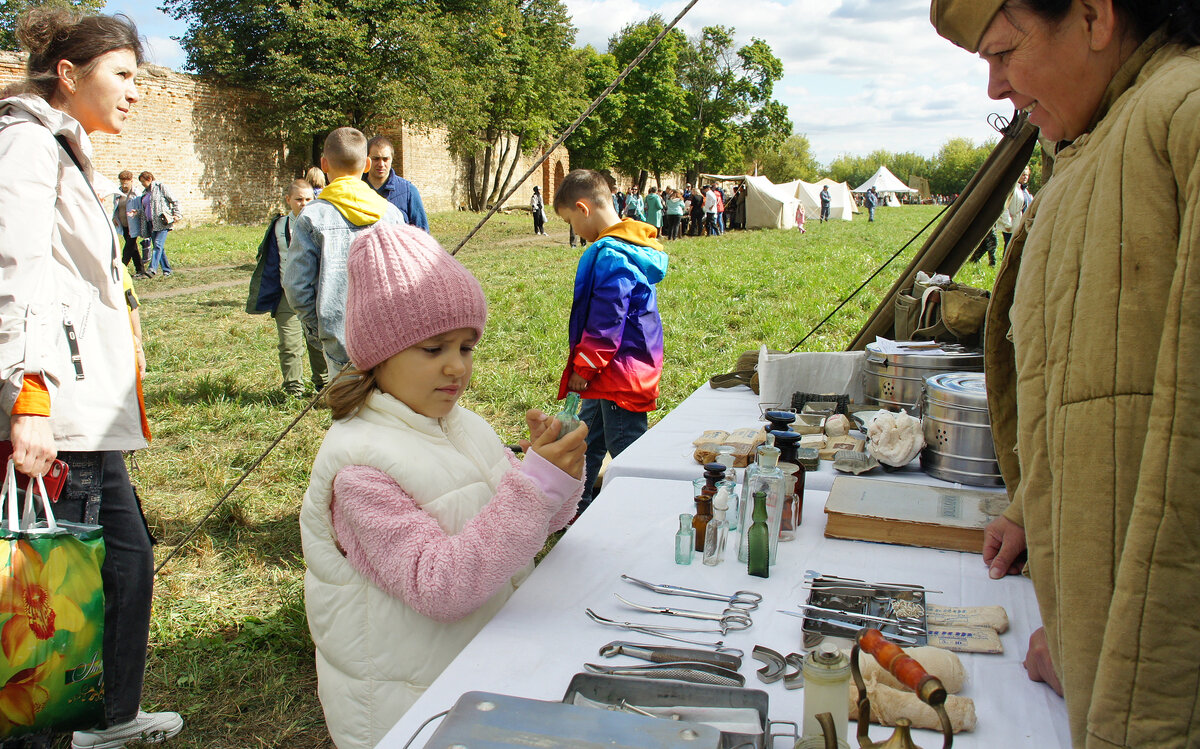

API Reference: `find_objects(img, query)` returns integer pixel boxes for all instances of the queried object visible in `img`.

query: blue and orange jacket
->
[558,220,668,412]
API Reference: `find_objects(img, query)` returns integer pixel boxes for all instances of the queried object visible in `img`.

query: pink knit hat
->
[344,223,488,371]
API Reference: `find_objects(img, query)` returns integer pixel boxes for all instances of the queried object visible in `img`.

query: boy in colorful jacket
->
[553,168,668,512]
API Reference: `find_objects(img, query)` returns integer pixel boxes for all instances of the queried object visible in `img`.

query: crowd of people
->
[605,181,748,240]
[4,2,1199,748]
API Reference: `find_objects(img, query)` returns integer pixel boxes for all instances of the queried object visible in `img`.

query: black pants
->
[663,214,681,240]
[689,212,703,235]
[970,231,998,265]
[533,211,545,234]
[56,451,155,728]
[121,226,146,276]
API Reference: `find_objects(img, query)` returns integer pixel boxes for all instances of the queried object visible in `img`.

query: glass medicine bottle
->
[770,429,805,540]
[738,437,785,565]
[746,490,769,578]
[703,484,731,566]
[675,513,694,565]
[553,392,583,439]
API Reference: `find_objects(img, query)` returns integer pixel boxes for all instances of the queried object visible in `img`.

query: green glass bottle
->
[553,392,583,439]
[747,490,770,578]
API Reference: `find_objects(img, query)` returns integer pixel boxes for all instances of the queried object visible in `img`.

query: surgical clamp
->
[620,574,763,611]
[585,609,744,656]
[615,595,753,633]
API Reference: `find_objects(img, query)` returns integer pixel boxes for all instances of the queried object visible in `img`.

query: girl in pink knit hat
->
[299,224,586,749]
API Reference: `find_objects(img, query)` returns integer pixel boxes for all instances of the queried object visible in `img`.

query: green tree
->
[1,0,104,50]
[451,0,585,209]
[604,15,691,186]
[565,45,624,171]
[930,136,995,195]
[750,132,819,182]
[162,0,469,156]
[678,27,790,179]
[827,153,876,190]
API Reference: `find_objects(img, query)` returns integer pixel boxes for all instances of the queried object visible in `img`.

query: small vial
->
[703,486,731,566]
[553,392,583,440]
[675,513,694,564]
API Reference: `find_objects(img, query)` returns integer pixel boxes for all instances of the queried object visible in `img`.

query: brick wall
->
[0,50,568,225]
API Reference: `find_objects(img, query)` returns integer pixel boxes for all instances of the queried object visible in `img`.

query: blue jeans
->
[867,206,876,222]
[578,398,648,512]
[55,451,155,728]
[149,229,172,274]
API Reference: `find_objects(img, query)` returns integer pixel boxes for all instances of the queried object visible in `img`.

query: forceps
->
[615,594,753,633]
[620,574,763,611]
[585,609,744,656]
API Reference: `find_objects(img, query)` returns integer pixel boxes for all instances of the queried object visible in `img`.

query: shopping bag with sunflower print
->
[0,459,105,738]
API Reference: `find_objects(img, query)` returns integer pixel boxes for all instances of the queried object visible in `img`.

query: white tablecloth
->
[603,384,1002,494]
[377,476,1069,749]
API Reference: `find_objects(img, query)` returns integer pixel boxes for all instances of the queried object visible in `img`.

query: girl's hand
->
[522,408,552,448]
[528,417,587,480]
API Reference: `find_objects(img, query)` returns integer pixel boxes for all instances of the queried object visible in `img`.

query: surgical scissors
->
[620,574,763,611]
[615,594,753,633]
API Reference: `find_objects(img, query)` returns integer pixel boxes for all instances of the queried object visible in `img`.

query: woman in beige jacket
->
[932,0,1200,746]
[0,9,181,748]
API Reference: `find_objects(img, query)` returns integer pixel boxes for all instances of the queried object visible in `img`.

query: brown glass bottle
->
[770,429,805,536]
[694,463,728,550]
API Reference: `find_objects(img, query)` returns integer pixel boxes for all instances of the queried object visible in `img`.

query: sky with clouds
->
[103,0,1008,166]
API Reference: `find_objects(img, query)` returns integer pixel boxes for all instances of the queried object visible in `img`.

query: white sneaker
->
[72,710,183,749]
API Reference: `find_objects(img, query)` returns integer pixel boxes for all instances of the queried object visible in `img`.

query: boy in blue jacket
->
[554,169,668,513]
[247,180,328,396]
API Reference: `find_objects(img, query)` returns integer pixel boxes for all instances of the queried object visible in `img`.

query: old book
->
[823,476,1009,553]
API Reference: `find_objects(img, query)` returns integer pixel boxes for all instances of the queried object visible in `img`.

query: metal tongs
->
[585,609,744,656]
[615,594,752,633]
[620,574,763,611]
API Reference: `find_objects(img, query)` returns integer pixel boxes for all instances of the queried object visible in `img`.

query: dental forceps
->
[620,574,763,611]
[585,609,744,657]
[615,595,753,633]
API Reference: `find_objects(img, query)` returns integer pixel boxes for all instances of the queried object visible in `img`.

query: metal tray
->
[563,673,780,749]
[423,690,721,748]
[802,579,928,646]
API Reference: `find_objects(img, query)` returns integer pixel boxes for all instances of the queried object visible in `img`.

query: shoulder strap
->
[55,134,120,283]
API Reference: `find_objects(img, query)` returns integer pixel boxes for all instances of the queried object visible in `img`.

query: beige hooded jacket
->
[0,94,145,450]
[985,34,1200,748]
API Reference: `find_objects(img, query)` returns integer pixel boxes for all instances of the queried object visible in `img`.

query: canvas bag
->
[0,460,106,739]
[895,277,989,344]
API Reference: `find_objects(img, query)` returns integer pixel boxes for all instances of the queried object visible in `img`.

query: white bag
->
[756,346,866,411]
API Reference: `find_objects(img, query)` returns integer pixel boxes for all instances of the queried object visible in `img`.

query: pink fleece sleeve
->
[331,462,578,622]
[509,449,583,532]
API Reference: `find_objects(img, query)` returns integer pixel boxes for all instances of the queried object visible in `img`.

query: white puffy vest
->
[300,391,528,749]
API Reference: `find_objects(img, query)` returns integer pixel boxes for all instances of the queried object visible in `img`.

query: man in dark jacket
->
[363,135,428,231]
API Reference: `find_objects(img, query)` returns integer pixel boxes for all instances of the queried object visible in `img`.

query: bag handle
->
[3,459,59,533]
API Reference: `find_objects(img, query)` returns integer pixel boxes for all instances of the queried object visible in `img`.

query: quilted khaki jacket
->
[984,34,1200,748]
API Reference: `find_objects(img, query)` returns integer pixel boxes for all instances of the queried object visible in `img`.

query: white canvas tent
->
[853,166,918,206]
[741,175,803,229]
[700,174,856,227]
[808,179,858,220]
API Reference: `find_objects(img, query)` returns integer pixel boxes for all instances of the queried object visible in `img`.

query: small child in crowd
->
[247,179,329,397]
[553,168,668,513]
[284,127,405,374]
[795,202,806,234]
[301,224,586,749]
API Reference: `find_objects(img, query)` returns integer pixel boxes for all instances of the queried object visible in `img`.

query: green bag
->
[0,461,105,739]
[895,278,990,345]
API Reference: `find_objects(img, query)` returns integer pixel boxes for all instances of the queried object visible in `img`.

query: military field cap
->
[930,0,1007,53]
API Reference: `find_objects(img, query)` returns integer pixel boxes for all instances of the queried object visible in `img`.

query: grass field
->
[119,205,997,747]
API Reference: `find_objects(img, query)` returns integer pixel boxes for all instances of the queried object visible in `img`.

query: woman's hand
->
[527,417,587,480]
[8,414,56,477]
[982,515,1027,579]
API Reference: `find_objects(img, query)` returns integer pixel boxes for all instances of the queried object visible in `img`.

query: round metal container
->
[920,372,1003,486]
[861,343,984,415]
